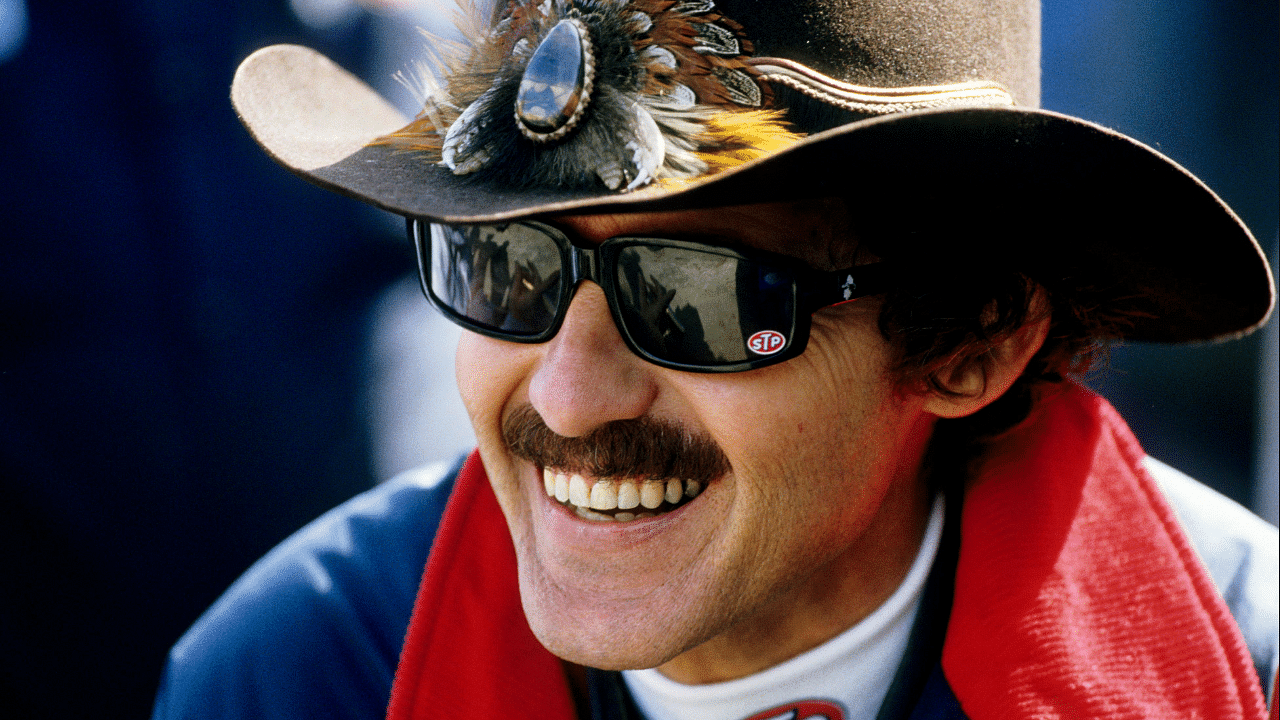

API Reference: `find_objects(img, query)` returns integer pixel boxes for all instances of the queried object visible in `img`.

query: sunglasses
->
[410,219,891,373]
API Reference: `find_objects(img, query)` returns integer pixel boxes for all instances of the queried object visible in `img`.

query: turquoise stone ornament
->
[515,18,595,143]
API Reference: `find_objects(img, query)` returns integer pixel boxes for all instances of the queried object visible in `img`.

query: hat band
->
[750,57,1015,115]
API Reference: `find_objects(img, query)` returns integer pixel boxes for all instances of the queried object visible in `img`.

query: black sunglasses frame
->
[410,218,892,373]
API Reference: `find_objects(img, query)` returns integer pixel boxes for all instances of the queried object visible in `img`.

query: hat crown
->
[717,0,1041,107]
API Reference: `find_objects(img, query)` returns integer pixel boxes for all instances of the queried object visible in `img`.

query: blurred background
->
[0,0,1274,717]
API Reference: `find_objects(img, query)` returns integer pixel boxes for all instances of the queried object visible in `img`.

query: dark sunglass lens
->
[612,244,796,366]
[428,223,564,336]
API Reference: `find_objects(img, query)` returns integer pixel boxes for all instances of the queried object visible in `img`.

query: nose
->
[527,282,658,437]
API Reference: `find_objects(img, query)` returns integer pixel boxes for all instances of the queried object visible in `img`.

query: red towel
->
[945,385,1264,718]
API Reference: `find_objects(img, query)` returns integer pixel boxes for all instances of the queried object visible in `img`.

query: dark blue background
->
[0,1,1274,718]
[1042,1,1278,509]
[1,2,410,717]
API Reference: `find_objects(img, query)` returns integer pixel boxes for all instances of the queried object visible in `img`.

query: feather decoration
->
[375,0,804,192]
[655,108,799,189]
[381,0,498,158]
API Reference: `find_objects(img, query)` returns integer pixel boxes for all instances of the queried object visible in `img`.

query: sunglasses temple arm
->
[802,263,895,312]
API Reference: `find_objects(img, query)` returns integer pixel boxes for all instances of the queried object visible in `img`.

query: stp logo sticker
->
[747,330,786,355]
[740,700,845,720]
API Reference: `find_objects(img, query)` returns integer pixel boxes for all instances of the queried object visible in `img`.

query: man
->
[154,1,1277,718]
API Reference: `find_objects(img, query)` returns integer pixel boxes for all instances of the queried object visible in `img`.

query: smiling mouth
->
[542,467,705,523]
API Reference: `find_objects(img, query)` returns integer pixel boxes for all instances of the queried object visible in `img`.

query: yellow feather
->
[658,110,804,189]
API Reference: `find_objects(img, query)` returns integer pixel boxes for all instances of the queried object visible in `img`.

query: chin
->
[525,608,688,671]
[512,568,711,671]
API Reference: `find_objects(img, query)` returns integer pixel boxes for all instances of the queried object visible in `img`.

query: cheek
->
[800,323,919,482]
[455,332,542,519]
[680,359,870,488]
[686,311,911,515]
[455,332,528,435]
[454,333,487,419]
[455,332,543,542]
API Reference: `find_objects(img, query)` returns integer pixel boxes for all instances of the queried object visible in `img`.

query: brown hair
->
[868,245,1133,441]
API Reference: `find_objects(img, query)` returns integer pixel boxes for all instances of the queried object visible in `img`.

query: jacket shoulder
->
[1144,456,1279,699]
[152,457,463,720]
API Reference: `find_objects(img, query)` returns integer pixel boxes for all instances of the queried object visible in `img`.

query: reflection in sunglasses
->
[617,250,722,363]
[507,261,560,331]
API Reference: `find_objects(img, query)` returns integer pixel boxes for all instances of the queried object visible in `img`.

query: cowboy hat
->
[231,0,1273,342]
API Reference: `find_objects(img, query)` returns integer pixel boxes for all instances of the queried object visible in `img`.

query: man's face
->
[455,202,936,678]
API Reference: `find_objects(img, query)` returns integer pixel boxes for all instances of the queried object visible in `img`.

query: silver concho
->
[515,18,596,143]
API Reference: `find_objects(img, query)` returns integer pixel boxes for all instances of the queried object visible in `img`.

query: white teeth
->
[640,481,664,509]
[665,479,682,505]
[546,467,710,518]
[574,506,613,522]
[589,479,618,510]
[617,480,640,510]
[569,474,590,507]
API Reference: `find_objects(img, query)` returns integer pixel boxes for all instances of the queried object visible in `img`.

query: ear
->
[922,300,1052,420]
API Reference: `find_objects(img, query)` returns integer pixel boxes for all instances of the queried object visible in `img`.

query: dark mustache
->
[502,405,730,483]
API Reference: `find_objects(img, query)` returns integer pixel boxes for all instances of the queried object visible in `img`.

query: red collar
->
[386,447,576,720]
[388,385,1265,719]
[942,385,1264,718]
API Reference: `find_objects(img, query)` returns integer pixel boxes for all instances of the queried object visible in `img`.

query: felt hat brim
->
[232,44,1274,343]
